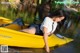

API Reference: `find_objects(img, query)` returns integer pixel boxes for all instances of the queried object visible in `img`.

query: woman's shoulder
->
[45,17,50,19]
[44,17,52,21]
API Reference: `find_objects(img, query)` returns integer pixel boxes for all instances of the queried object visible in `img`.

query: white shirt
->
[40,17,57,33]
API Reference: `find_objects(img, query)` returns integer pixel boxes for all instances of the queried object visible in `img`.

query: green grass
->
[0,4,35,24]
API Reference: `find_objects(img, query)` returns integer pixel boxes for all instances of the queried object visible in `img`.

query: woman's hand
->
[45,45,50,53]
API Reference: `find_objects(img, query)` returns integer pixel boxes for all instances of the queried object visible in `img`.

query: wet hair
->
[49,9,65,18]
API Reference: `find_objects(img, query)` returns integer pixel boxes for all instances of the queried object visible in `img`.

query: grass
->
[0,4,35,24]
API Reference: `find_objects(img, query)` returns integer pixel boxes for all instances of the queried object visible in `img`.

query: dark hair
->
[49,9,65,18]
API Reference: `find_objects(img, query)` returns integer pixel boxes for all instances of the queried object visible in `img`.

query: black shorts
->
[29,24,43,35]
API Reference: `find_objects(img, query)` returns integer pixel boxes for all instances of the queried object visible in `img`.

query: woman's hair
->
[49,9,65,18]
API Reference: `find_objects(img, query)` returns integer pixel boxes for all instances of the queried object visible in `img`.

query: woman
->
[21,9,65,53]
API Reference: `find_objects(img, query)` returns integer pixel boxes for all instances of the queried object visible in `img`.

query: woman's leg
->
[21,27,36,34]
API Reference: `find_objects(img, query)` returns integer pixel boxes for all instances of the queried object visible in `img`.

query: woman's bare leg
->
[21,27,36,34]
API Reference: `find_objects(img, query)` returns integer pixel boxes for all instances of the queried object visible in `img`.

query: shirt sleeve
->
[41,17,50,28]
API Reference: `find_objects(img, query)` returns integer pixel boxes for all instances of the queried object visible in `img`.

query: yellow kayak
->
[0,17,73,48]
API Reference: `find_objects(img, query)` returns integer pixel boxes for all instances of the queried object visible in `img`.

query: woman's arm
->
[43,27,50,53]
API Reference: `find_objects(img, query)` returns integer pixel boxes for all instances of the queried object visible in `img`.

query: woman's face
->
[54,16,65,22]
